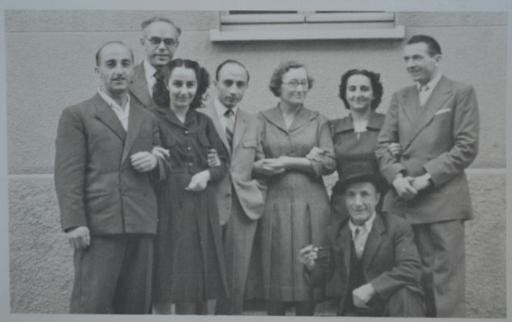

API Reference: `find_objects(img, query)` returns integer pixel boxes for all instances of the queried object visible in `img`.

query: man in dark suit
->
[299,160,424,316]
[376,34,479,317]
[200,60,266,314]
[54,41,166,313]
[129,16,181,109]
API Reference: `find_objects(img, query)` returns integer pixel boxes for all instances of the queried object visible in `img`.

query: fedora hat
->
[335,158,387,194]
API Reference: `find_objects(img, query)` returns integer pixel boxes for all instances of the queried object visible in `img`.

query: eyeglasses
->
[148,37,178,47]
[284,80,309,88]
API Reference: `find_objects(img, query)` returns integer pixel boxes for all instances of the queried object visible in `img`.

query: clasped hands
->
[130,146,170,173]
[254,156,295,176]
[393,173,432,200]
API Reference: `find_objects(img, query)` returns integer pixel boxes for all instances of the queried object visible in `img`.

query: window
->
[210,11,405,42]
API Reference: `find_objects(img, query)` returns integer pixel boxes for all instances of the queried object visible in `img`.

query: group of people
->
[54,16,479,317]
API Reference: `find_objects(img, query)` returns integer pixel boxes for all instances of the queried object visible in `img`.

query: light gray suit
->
[376,76,479,317]
[201,101,266,314]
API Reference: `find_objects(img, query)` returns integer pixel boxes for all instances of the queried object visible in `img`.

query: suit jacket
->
[376,76,479,224]
[200,101,266,225]
[307,213,423,315]
[129,62,162,110]
[54,93,165,235]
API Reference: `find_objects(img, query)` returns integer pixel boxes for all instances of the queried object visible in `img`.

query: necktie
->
[152,69,169,108]
[419,85,430,106]
[354,226,365,260]
[224,108,235,149]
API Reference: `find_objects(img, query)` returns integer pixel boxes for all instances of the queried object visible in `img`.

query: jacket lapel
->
[261,104,317,134]
[203,101,230,154]
[402,76,452,150]
[362,214,385,268]
[121,100,144,164]
[93,94,126,142]
[330,219,352,284]
[261,105,288,133]
[129,63,154,109]
[232,109,248,151]
[288,105,317,132]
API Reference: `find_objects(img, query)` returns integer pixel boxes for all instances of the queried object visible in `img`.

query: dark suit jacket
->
[54,93,165,235]
[200,101,266,225]
[376,76,479,224]
[307,213,423,315]
[129,62,162,110]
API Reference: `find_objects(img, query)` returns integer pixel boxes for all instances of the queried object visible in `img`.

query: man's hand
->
[207,149,221,167]
[392,173,418,200]
[185,170,211,192]
[254,158,286,176]
[411,173,432,192]
[151,146,170,160]
[131,151,158,172]
[66,226,90,250]
[298,245,318,271]
[352,283,376,309]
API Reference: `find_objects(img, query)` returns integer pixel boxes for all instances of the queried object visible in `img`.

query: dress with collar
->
[330,111,385,221]
[256,104,335,302]
[151,107,229,303]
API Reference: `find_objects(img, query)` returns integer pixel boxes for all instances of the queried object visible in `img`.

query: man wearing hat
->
[299,160,424,316]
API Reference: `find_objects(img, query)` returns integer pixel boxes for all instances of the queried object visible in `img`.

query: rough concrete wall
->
[9,173,506,316]
[6,10,507,317]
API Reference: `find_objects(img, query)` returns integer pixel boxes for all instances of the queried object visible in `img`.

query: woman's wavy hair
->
[155,58,210,109]
[338,69,383,110]
[268,61,314,97]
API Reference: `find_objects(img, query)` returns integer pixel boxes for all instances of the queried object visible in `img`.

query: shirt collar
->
[214,97,238,117]
[348,211,377,235]
[416,72,443,92]
[97,88,130,111]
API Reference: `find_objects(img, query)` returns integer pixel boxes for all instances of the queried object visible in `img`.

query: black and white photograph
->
[0,1,510,321]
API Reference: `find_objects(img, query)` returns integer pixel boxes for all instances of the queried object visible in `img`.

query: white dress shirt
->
[214,97,239,130]
[348,211,377,258]
[97,89,131,131]
[144,59,157,97]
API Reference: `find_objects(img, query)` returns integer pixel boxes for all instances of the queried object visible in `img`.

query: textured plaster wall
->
[6,10,508,317]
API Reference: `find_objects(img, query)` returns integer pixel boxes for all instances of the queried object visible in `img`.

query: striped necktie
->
[353,226,366,260]
[224,108,235,149]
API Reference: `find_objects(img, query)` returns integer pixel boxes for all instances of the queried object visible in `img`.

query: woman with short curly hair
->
[253,61,335,316]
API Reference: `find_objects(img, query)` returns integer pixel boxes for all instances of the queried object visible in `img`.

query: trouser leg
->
[69,236,125,313]
[413,221,466,317]
[383,287,425,317]
[216,195,258,315]
[112,236,153,314]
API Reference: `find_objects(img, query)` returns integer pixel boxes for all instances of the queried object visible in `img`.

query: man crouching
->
[299,159,425,317]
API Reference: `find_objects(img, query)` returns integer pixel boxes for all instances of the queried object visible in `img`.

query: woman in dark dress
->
[330,69,394,221]
[151,59,229,314]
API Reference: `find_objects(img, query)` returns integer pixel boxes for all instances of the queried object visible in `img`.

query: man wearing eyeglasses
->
[130,16,181,109]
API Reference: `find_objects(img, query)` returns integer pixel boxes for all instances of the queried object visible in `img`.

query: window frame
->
[209,11,405,42]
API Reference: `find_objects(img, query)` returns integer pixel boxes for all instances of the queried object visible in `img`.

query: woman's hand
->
[185,170,211,192]
[254,158,286,176]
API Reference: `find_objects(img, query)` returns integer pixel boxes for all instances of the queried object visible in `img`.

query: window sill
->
[209,25,405,42]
